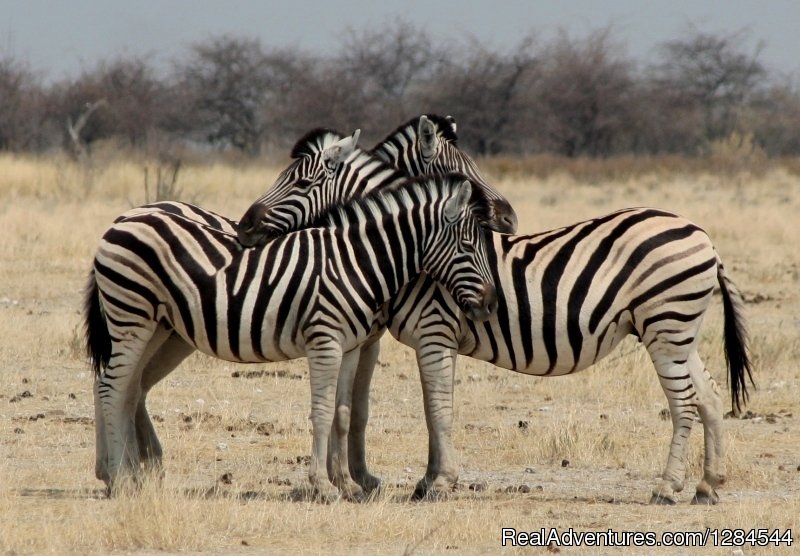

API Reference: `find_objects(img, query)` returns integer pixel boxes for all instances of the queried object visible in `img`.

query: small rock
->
[219,472,233,484]
[403,467,413,474]
[216,442,228,451]
[13,427,24,434]
[69,393,77,400]
[524,467,535,474]
[21,377,29,384]
[561,459,570,468]
[778,465,785,471]
[518,420,529,429]
[659,408,670,421]
[468,481,488,492]
[599,413,608,420]
[547,540,561,553]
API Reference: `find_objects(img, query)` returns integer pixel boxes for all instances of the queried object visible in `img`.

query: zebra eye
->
[294,179,313,191]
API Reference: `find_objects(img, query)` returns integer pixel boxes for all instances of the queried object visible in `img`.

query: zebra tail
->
[716,254,754,413]
[85,268,111,376]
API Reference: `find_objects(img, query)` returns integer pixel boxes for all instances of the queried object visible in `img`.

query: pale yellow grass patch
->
[1,155,798,554]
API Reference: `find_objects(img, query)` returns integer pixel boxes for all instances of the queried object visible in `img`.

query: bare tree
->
[338,20,446,125]
[0,56,47,151]
[651,27,766,144]
[529,28,638,156]
[66,98,108,159]
[421,36,539,155]
[176,36,272,154]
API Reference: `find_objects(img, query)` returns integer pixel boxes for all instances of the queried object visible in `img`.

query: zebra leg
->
[347,339,382,493]
[98,322,171,492]
[649,355,699,505]
[94,376,109,483]
[413,343,459,500]
[306,342,344,502]
[328,348,366,501]
[686,351,726,505]
[136,332,196,475]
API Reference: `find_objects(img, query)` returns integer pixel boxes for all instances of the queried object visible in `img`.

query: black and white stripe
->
[86,172,497,499]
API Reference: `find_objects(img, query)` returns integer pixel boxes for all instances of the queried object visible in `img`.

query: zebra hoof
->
[356,473,382,494]
[412,478,456,501]
[691,490,719,505]
[649,493,677,505]
[313,483,341,504]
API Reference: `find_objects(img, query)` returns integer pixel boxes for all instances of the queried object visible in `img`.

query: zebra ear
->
[444,180,473,224]
[445,115,457,134]
[418,115,438,158]
[322,129,360,169]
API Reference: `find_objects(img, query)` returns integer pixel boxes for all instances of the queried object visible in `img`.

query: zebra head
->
[373,114,519,234]
[422,175,498,322]
[238,128,369,247]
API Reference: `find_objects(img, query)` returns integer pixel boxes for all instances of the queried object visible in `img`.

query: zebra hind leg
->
[686,351,726,505]
[135,332,196,478]
[97,322,171,494]
[648,353,699,505]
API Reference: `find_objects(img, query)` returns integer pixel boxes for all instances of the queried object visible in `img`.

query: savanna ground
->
[1,151,798,555]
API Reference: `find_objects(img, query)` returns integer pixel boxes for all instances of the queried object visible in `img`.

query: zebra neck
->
[331,198,429,306]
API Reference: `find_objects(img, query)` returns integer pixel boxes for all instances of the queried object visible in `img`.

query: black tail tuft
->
[717,260,755,413]
[85,268,111,376]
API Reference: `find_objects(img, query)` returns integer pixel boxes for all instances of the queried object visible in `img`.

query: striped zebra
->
[238,118,753,505]
[86,172,498,499]
[378,208,753,505]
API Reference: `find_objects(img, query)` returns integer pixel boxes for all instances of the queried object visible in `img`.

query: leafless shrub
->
[143,159,183,203]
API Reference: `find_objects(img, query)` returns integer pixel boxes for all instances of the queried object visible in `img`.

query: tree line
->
[2,22,799,158]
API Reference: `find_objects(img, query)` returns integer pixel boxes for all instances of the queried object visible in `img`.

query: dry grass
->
[1,153,798,554]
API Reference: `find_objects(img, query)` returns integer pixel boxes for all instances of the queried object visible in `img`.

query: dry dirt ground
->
[1,156,798,554]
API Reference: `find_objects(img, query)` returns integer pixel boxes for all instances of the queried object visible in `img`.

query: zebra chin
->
[487,200,519,234]
[460,283,498,322]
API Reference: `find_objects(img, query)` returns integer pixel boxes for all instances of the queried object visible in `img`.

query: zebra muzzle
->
[464,283,497,322]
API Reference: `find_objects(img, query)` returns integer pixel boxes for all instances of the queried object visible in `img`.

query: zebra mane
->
[290,128,345,159]
[317,172,491,229]
[374,114,459,150]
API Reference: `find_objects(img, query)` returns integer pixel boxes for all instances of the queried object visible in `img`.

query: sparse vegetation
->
[1,155,798,553]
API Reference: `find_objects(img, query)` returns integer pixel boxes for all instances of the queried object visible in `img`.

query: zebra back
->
[372,114,518,233]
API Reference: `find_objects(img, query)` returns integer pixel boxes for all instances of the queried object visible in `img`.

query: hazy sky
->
[3,0,799,81]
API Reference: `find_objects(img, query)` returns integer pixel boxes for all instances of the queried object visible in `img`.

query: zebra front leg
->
[348,339,382,493]
[306,342,344,502]
[328,348,366,501]
[650,358,699,505]
[687,352,726,505]
[413,343,459,500]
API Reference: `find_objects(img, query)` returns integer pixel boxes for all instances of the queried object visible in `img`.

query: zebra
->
[372,208,754,505]
[86,172,498,500]
[237,118,753,505]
